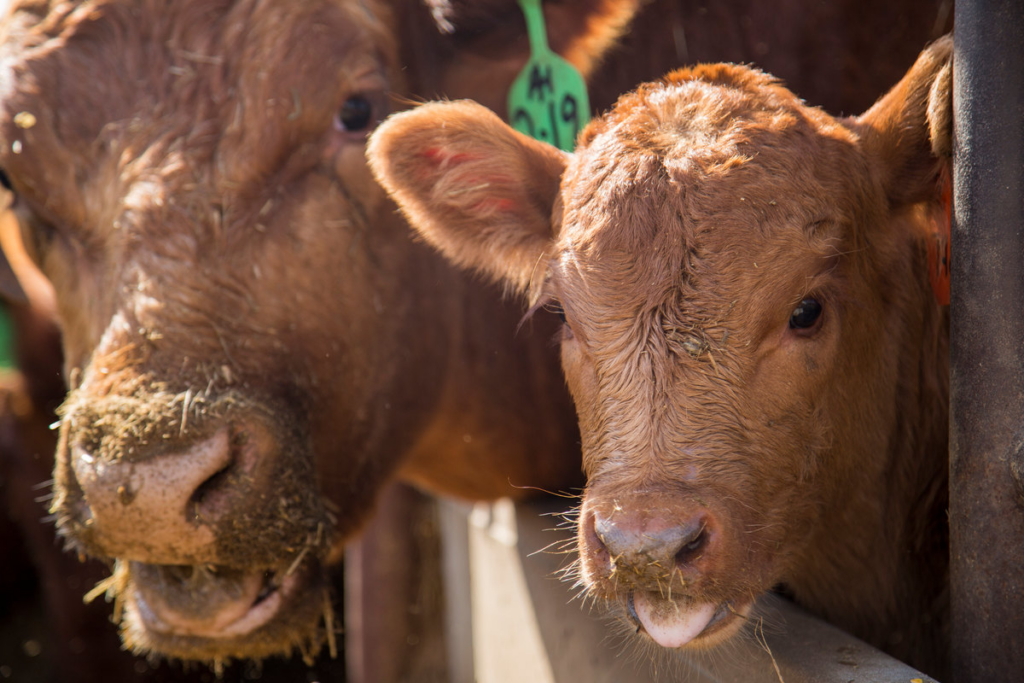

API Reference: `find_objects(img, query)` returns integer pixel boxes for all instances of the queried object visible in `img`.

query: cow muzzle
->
[52,397,335,659]
[71,427,232,564]
[63,420,316,566]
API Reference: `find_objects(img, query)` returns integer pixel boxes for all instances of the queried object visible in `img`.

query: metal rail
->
[442,497,938,683]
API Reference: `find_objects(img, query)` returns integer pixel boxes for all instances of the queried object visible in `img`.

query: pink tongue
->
[633,592,718,648]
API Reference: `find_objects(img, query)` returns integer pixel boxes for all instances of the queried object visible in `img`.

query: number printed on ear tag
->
[507,0,591,151]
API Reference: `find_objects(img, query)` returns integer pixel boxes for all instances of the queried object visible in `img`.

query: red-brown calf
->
[369,36,953,678]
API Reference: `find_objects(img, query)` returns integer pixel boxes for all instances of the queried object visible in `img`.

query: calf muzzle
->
[580,488,752,648]
[582,490,719,587]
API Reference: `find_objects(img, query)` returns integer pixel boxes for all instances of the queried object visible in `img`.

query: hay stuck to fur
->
[53,368,340,669]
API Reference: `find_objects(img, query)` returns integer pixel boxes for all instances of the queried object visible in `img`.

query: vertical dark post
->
[950,2,1024,681]
[344,482,448,683]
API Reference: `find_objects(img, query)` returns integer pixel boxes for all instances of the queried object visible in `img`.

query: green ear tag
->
[0,305,14,370]
[507,0,590,151]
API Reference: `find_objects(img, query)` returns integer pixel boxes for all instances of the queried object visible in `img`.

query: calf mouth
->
[90,557,337,667]
[624,590,752,649]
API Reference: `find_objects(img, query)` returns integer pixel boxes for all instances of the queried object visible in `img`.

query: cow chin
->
[113,557,335,665]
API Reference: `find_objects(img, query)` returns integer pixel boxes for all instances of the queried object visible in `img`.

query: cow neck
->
[396,260,581,500]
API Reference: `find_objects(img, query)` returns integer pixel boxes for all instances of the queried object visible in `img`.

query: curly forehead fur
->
[553,63,874,330]
[1,0,394,224]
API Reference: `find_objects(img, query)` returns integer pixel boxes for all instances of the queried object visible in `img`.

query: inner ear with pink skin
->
[367,100,567,294]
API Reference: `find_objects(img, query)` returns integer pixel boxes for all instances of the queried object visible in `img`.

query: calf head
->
[0,0,633,667]
[370,36,952,658]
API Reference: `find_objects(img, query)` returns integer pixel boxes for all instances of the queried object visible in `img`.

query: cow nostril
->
[163,564,195,582]
[188,459,235,523]
[186,426,263,524]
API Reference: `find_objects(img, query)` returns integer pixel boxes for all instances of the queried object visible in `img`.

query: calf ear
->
[857,35,953,207]
[368,100,567,294]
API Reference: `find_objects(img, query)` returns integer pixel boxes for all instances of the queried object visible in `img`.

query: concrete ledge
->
[440,496,939,683]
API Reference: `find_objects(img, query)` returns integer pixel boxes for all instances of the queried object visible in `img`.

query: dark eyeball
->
[336,95,373,132]
[0,168,12,190]
[789,298,823,330]
[550,302,567,325]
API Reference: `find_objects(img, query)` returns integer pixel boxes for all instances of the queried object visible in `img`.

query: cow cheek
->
[333,143,388,219]
[39,246,107,373]
[739,343,841,537]
[560,339,603,474]
[278,191,446,530]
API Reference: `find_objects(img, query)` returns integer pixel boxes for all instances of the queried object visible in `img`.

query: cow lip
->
[132,565,302,639]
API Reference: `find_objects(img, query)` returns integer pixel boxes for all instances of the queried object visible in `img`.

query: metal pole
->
[950,2,1024,681]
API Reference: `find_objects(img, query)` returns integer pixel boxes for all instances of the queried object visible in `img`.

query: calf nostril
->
[585,511,612,562]
[673,526,708,565]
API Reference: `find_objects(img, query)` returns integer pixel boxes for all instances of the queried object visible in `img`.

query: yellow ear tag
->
[507,0,590,151]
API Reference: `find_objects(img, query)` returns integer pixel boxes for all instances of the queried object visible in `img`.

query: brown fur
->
[1,190,362,682]
[369,36,953,678]
[586,0,953,115]
[0,0,955,671]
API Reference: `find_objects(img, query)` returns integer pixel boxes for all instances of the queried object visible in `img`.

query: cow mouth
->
[625,590,751,648]
[110,558,336,664]
[130,563,298,638]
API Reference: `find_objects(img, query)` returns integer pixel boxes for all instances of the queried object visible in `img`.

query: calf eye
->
[789,298,822,330]
[0,168,12,190]
[336,95,373,132]
[544,301,574,340]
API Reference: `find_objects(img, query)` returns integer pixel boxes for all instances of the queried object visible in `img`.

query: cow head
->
[369,36,952,661]
[0,0,635,666]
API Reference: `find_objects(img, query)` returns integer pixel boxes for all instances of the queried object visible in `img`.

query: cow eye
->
[336,95,374,132]
[789,298,822,330]
[0,168,12,190]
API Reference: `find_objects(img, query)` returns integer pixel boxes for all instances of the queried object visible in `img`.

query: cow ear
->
[0,187,27,304]
[427,0,638,77]
[368,100,566,294]
[395,0,639,115]
[0,252,25,303]
[857,35,953,207]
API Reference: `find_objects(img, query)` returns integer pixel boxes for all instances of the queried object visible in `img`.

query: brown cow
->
[368,36,953,678]
[0,192,363,682]
[0,0,643,667]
